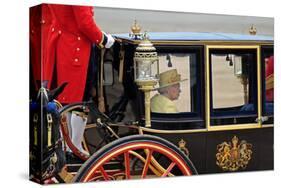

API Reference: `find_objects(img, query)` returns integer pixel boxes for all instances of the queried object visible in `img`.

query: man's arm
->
[72,6,114,48]
[72,6,103,44]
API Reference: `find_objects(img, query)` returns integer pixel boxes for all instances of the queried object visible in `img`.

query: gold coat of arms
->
[216,136,253,171]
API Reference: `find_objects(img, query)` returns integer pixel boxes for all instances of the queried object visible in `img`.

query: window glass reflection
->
[210,49,258,126]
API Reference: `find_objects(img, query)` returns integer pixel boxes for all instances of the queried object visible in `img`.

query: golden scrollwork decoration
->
[216,136,253,171]
[178,139,190,157]
[89,173,126,181]
[249,24,257,35]
[129,20,142,39]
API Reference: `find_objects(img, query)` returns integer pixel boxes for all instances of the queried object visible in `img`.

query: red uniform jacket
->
[46,4,103,103]
[30,4,53,90]
[266,56,274,102]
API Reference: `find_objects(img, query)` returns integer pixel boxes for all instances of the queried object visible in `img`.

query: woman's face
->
[167,83,181,100]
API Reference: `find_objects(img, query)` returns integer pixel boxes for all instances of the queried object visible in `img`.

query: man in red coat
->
[45,4,114,103]
[44,4,114,156]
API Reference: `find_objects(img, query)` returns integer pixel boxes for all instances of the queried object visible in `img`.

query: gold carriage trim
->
[216,136,253,171]
[178,139,190,157]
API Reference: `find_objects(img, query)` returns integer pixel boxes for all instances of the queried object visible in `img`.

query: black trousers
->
[83,45,98,102]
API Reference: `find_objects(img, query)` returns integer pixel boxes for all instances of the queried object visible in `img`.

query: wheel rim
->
[80,141,193,182]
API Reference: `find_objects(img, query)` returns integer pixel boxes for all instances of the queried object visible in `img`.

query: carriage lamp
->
[234,56,242,76]
[134,32,159,127]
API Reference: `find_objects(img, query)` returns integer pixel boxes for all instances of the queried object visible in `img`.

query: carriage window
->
[262,46,274,124]
[150,53,198,113]
[210,49,258,126]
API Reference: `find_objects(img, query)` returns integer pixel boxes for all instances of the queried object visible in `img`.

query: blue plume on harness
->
[46,102,58,113]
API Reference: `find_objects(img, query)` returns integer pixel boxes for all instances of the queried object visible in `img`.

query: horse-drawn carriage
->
[30,23,274,183]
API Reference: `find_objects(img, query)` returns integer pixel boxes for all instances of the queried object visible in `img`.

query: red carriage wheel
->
[73,135,197,182]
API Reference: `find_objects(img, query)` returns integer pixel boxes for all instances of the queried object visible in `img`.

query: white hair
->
[158,86,171,94]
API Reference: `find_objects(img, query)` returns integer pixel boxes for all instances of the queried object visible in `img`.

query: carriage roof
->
[114,32,273,43]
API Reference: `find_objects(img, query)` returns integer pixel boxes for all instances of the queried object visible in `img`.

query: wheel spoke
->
[129,150,162,176]
[124,151,131,179]
[99,166,110,180]
[141,149,153,178]
[161,162,176,177]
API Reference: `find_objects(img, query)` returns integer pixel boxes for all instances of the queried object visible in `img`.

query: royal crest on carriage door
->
[216,136,253,171]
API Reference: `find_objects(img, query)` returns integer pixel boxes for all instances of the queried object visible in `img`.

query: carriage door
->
[206,45,261,130]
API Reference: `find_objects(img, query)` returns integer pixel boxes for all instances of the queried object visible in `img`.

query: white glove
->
[104,33,115,48]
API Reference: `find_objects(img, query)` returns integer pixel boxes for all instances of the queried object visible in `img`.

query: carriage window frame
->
[206,45,262,131]
[261,45,274,124]
[150,45,205,127]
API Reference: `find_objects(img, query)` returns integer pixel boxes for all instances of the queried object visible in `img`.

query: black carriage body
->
[109,32,274,174]
[146,127,273,174]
